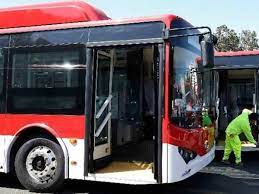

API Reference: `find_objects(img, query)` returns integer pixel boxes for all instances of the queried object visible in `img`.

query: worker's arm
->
[242,119,257,144]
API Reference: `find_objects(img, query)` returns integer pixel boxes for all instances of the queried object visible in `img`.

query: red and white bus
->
[0,1,216,192]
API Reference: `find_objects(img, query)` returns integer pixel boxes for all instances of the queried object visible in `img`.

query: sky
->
[0,0,259,35]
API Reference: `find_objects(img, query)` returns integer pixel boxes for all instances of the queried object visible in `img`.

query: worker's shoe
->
[221,159,231,165]
[235,162,244,168]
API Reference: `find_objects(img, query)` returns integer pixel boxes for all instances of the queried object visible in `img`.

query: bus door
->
[93,50,114,160]
[217,70,256,144]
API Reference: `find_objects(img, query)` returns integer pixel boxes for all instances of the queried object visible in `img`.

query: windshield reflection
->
[170,36,206,129]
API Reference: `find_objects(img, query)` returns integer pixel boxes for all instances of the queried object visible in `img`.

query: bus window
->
[8,46,86,114]
[11,28,88,47]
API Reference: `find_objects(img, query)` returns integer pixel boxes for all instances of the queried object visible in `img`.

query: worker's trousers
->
[222,133,241,164]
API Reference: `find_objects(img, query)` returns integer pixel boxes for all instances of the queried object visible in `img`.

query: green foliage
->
[214,25,240,52]
[214,25,259,52]
[239,30,259,51]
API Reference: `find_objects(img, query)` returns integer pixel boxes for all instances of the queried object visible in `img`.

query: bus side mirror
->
[200,35,217,68]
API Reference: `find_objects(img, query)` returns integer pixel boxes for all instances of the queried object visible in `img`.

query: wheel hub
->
[26,146,57,183]
[32,156,46,171]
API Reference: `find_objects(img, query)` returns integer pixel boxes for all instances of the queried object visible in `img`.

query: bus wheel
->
[14,138,64,192]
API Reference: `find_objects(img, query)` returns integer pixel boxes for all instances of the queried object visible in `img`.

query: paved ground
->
[2,151,259,194]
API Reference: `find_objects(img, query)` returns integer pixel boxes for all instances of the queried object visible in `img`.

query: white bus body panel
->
[62,138,85,180]
[0,135,8,172]
[162,143,215,183]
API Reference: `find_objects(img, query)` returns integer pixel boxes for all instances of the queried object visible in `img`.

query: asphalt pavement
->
[1,151,259,194]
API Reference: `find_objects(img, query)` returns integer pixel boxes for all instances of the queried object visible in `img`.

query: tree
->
[214,25,240,52]
[239,30,259,51]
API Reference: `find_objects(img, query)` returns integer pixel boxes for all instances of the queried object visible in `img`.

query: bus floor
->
[96,140,154,174]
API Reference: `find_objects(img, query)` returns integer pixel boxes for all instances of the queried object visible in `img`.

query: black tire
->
[14,138,65,192]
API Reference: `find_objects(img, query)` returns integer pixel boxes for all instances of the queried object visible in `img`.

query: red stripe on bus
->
[163,123,208,156]
[1,114,85,139]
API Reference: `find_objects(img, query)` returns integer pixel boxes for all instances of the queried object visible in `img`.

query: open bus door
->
[215,69,259,151]
[84,48,114,175]
[84,45,162,182]
[93,50,114,163]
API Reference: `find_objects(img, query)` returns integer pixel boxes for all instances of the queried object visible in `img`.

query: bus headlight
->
[204,140,209,150]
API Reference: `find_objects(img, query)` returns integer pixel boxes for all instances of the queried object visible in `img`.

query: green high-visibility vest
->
[226,110,256,144]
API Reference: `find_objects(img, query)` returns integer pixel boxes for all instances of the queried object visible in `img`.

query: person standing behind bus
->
[222,111,258,167]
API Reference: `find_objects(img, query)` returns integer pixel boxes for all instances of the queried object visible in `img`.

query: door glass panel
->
[95,51,112,146]
[95,107,109,145]
[96,53,111,112]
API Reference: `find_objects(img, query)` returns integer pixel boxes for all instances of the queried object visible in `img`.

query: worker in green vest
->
[222,111,258,166]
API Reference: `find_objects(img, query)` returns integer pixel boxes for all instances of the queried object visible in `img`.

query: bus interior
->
[216,69,258,150]
[93,45,159,182]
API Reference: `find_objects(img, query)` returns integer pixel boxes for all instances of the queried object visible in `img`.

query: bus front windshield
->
[169,35,210,129]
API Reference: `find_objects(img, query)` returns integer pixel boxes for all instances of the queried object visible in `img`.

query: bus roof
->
[215,50,259,57]
[214,50,259,69]
[0,1,109,29]
[0,13,177,35]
